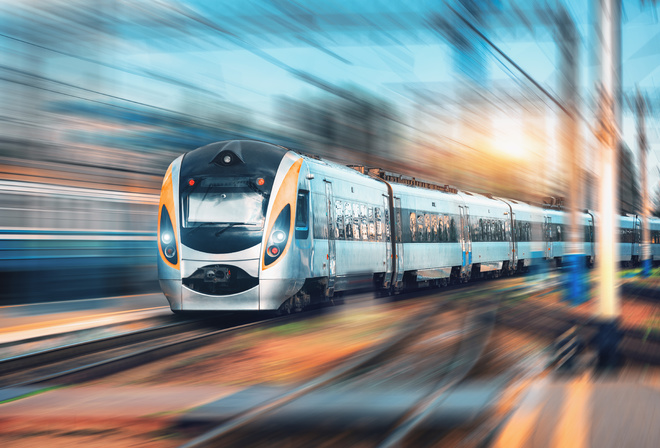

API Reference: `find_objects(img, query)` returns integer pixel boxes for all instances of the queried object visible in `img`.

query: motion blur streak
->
[1,0,660,305]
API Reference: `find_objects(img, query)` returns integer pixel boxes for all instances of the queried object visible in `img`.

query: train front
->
[157,140,304,312]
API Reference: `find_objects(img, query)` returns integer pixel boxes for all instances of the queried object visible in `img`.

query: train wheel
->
[277,298,292,315]
[376,288,392,298]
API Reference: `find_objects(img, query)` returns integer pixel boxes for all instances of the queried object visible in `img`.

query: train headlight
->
[264,204,291,266]
[272,230,286,244]
[159,205,178,264]
[223,154,232,164]
[161,231,173,244]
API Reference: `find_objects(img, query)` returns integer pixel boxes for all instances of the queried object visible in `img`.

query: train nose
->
[184,263,254,293]
[203,267,231,281]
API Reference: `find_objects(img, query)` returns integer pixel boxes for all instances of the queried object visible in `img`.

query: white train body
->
[158,140,660,313]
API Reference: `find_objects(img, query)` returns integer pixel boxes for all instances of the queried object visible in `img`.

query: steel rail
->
[0,286,461,390]
[178,290,498,448]
[377,298,499,447]
[497,295,660,365]
[0,312,171,352]
[0,316,212,375]
[0,313,297,390]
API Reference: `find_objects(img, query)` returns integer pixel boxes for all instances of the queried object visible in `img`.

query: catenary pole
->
[595,0,621,368]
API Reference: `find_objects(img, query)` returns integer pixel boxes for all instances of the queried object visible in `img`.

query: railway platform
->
[0,293,170,345]
[493,371,660,448]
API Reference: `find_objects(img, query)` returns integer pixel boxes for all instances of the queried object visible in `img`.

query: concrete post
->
[595,0,621,369]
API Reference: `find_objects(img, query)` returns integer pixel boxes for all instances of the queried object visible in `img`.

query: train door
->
[394,197,404,288]
[383,195,392,288]
[587,216,595,260]
[499,199,516,272]
[324,181,336,296]
[511,213,518,269]
[545,216,553,259]
[458,206,472,278]
[633,215,642,258]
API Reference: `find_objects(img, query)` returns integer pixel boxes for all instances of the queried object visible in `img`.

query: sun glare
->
[492,117,527,160]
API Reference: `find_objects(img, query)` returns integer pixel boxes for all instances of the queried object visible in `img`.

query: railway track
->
[0,280,496,390]
[0,284,560,447]
[497,286,660,366]
[0,312,296,391]
[0,286,418,392]
[170,281,660,447]
[174,292,507,448]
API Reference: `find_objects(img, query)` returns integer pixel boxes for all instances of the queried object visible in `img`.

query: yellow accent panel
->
[262,158,303,270]
[158,164,180,270]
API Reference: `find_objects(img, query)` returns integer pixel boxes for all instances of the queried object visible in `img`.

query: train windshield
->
[182,178,268,229]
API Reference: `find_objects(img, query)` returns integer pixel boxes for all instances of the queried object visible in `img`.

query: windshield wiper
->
[187,222,216,236]
[215,222,251,236]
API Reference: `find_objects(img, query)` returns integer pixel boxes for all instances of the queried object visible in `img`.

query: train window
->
[368,207,376,241]
[384,208,391,242]
[375,207,383,241]
[437,215,443,242]
[295,191,309,239]
[335,200,344,240]
[417,214,425,242]
[343,202,352,240]
[395,208,402,243]
[449,217,457,242]
[360,204,368,241]
[410,212,417,242]
[424,214,431,242]
[431,215,438,242]
[352,203,360,241]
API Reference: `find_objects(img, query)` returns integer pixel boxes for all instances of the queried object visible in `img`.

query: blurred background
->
[2,0,660,303]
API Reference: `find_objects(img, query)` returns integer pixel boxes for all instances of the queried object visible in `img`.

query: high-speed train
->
[158,140,660,314]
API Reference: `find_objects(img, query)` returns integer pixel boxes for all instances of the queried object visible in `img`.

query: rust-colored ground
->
[90,298,437,388]
[515,275,660,333]
[0,295,455,448]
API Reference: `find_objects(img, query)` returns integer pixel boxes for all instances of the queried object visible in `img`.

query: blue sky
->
[2,0,660,190]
